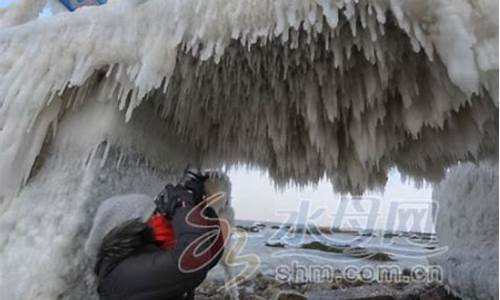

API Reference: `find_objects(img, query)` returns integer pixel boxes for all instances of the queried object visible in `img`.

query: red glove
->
[148,213,176,249]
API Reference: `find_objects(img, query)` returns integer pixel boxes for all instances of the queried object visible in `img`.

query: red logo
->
[178,194,230,272]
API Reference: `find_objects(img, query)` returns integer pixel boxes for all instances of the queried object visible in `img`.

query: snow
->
[431,161,499,300]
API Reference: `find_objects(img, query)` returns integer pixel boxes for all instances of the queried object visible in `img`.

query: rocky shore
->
[198,222,449,299]
[196,272,459,300]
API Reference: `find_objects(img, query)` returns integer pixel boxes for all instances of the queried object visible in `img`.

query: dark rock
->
[236,225,260,233]
[274,290,306,300]
[301,241,394,261]
[384,232,398,238]
[305,284,396,300]
[397,283,461,300]
[301,241,346,254]
[402,268,412,277]
[265,241,286,248]
[369,252,395,262]
[307,227,321,235]
[255,273,272,290]
[288,227,306,234]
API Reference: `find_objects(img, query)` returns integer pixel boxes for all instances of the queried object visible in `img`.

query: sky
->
[229,167,433,232]
[0,0,435,233]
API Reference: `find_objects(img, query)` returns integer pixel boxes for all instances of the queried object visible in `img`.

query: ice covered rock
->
[0,99,195,299]
[431,161,499,300]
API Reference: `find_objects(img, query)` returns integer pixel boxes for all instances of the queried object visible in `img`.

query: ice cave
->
[0,0,497,299]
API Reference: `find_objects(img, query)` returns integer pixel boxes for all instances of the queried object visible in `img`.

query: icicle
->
[0,0,495,199]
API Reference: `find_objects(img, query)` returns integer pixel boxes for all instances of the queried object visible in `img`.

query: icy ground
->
[208,224,434,282]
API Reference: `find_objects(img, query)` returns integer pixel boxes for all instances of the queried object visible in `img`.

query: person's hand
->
[182,171,208,202]
[155,184,197,218]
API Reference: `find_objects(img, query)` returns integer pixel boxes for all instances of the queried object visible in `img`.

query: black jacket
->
[96,206,223,300]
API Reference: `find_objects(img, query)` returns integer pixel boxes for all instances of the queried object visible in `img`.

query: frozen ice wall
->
[0,0,497,299]
[0,93,198,299]
[432,161,499,300]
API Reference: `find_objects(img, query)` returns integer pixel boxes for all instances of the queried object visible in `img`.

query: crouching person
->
[84,172,225,300]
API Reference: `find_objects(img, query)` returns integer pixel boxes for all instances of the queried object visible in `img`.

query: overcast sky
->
[229,167,433,232]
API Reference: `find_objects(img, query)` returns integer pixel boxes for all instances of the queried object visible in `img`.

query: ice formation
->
[0,0,47,28]
[0,0,497,299]
[432,161,499,300]
[0,0,497,198]
[0,100,196,299]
